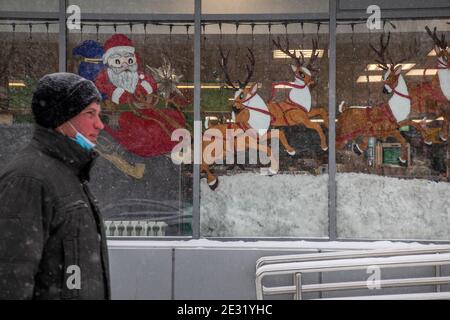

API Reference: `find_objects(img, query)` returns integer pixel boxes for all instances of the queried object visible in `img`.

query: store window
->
[0,20,59,162]
[67,18,194,237]
[336,19,450,240]
[199,21,330,237]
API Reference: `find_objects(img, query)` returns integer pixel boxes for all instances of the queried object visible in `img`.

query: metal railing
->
[256,246,450,300]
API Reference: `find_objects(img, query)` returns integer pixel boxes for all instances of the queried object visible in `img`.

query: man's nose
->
[95,116,105,130]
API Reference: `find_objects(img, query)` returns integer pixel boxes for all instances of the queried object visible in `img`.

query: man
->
[95,33,157,105]
[0,72,110,299]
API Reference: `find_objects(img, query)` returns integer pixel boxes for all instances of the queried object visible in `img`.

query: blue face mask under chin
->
[69,122,96,150]
[73,132,96,150]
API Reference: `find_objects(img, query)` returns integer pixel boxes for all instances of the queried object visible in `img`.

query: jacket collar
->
[31,124,98,182]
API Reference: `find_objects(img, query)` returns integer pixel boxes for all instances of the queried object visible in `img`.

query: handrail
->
[255,251,450,300]
[263,276,450,295]
[256,245,450,270]
[318,292,450,300]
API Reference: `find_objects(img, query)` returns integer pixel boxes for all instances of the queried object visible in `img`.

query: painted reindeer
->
[200,49,279,190]
[336,32,430,165]
[271,37,329,134]
[406,26,450,142]
[220,46,329,155]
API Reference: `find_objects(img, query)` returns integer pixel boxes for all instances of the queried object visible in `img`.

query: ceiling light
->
[273,49,324,59]
[177,83,262,90]
[405,69,438,76]
[357,75,383,83]
[427,49,436,56]
[8,80,26,87]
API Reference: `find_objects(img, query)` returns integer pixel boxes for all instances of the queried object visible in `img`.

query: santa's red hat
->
[102,34,135,64]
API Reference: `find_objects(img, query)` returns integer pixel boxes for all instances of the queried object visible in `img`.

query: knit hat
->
[102,34,135,64]
[32,72,102,129]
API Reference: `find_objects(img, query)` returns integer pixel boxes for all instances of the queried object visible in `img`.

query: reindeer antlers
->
[218,46,255,90]
[369,32,391,71]
[218,46,238,90]
[306,38,320,72]
[425,26,448,50]
[272,36,304,67]
[272,36,320,72]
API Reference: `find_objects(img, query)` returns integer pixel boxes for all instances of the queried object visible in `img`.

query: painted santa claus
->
[95,34,157,105]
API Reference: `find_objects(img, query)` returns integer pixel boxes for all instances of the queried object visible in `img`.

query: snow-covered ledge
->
[107,239,442,250]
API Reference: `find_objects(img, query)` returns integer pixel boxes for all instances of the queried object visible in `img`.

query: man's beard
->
[107,64,139,94]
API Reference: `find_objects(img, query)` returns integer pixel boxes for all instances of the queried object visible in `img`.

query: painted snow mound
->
[201,172,329,237]
[201,172,450,240]
[337,172,450,240]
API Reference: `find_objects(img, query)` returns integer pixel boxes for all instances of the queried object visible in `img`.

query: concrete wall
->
[107,241,449,300]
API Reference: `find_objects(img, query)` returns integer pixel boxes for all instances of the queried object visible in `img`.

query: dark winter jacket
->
[0,125,110,299]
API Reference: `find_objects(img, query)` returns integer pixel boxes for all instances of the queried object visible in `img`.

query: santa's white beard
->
[107,64,139,94]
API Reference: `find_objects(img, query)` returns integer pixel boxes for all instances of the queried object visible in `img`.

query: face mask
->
[68,122,96,150]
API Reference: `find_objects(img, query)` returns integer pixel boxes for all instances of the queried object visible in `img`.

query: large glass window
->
[336,19,450,240]
[1,0,450,242]
[65,6,194,238]
[0,19,59,166]
[200,21,330,237]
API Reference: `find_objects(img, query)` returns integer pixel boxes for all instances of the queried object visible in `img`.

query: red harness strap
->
[437,61,448,70]
[392,89,411,100]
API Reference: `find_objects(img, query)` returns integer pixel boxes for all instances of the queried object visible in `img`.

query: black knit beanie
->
[32,72,102,128]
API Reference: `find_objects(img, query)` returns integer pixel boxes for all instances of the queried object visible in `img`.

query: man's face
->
[63,102,104,143]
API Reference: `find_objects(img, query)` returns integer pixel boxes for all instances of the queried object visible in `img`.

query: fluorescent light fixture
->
[273,49,324,59]
[428,49,436,56]
[273,84,294,89]
[205,116,218,124]
[357,75,383,83]
[177,85,223,89]
[177,83,262,89]
[366,63,416,71]
[412,117,444,123]
[405,69,438,76]
[8,80,25,87]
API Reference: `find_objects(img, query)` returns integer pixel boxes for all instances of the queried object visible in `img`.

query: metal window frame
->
[1,0,450,243]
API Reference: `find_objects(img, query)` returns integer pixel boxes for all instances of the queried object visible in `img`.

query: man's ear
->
[56,122,76,138]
